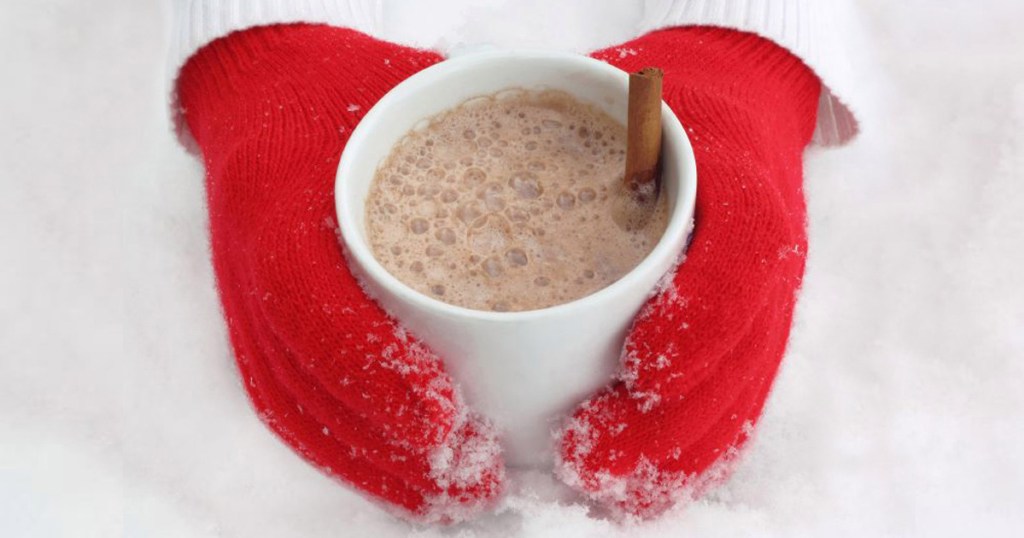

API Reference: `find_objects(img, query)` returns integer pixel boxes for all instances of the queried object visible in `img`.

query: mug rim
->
[336,50,696,322]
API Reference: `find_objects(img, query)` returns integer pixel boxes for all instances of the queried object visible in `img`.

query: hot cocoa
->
[366,89,668,312]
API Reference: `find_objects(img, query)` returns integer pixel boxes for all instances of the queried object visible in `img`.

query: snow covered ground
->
[2,0,1023,536]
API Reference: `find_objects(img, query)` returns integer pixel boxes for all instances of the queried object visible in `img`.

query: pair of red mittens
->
[178,23,818,521]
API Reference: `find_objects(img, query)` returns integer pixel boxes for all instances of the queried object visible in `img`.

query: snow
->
[2,0,1023,536]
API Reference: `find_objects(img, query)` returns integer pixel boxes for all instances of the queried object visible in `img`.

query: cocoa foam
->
[366,89,668,312]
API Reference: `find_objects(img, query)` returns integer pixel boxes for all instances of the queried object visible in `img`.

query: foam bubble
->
[509,172,542,199]
[478,182,506,211]
[456,202,483,224]
[435,227,456,245]
[461,167,486,190]
[506,207,530,222]
[468,215,511,253]
[482,256,504,278]
[506,248,528,267]
[557,192,576,210]
[440,189,459,203]
[409,218,429,234]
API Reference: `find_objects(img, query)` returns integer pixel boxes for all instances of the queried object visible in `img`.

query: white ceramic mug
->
[336,51,696,467]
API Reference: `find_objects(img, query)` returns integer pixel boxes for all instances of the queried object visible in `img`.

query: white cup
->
[336,51,696,467]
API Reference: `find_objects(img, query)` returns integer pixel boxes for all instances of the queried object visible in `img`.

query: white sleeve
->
[168,0,383,81]
[640,0,869,146]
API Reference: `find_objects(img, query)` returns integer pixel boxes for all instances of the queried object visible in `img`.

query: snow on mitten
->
[557,27,821,517]
[178,24,504,522]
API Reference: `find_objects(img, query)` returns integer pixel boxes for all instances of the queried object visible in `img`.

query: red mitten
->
[178,24,504,522]
[557,27,821,517]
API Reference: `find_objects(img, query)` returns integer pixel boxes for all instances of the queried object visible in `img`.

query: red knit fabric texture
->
[177,24,504,522]
[556,27,821,517]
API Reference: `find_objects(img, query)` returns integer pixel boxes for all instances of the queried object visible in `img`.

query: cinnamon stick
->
[624,67,663,201]
[614,67,663,230]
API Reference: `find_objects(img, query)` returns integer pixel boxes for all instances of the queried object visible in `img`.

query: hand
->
[556,27,822,517]
[178,24,503,522]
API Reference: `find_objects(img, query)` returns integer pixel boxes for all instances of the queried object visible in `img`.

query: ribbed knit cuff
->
[168,0,383,152]
[640,0,868,146]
